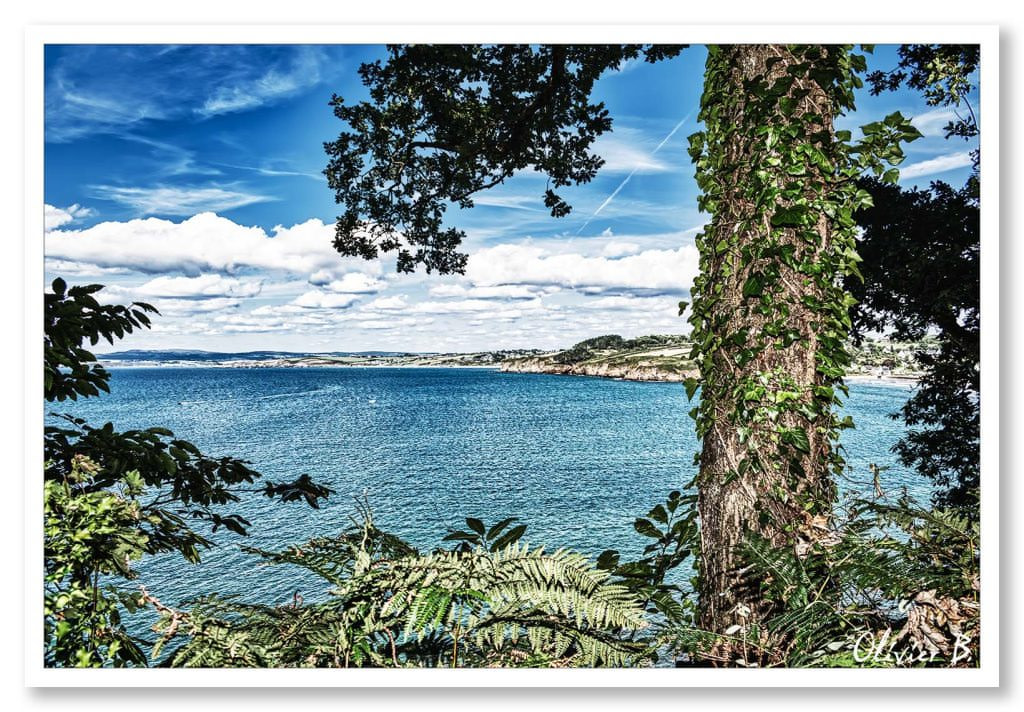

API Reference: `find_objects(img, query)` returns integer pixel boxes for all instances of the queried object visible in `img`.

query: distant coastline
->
[98,334,928,386]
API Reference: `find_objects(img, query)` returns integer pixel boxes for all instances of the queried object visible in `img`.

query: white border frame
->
[24,24,1000,688]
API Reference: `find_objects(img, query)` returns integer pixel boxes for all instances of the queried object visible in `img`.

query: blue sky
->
[43,44,980,353]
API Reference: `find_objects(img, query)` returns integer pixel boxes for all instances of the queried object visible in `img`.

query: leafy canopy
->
[324,44,683,273]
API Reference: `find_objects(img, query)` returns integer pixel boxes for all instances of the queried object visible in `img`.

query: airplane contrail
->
[575,112,692,236]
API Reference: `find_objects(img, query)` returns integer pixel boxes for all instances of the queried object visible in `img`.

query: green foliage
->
[43,281,332,667]
[851,179,979,510]
[656,490,980,668]
[151,509,649,668]
[552,334,627,364]
[866,44,979,168]
[597,490,700,637]
[324,45,682,273]
[44,455,150,667]
[442,516,528,553]
[854,44,980,515]
[45,278,156,402]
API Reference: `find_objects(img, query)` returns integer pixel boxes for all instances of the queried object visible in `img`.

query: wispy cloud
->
[592,130,677,174]
[45,45,342,141]
[121,135,222,177]
[90,184,275,216]
[899,151,974,180]
[471,194,547,211]
[910,108,960,137]
[196,48,328,117]
[214,162,323,181]
[575,115,691,235]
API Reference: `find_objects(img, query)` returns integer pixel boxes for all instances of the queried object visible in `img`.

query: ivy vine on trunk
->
[686,44,920,653]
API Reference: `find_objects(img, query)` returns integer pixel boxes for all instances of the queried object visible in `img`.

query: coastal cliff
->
[500,357,695,382]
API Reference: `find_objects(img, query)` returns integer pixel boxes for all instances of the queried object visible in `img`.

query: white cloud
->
[291,290,361,310]
[427,283,547,300]
[131,274,263,299]
[611,56,644,74]
[45,213,384,281]
[471,194,545,211]
[46,46,342,141]
[593,133,672,173]
[601,241,641,258]
[197,48,326,117]
[910,108,959,137]
[44,259,132,277]
[581,295,675,313]
[899,151,974,180]
[401,298,546,316]
[45,203,93,231]
[466,243,698,294]
[143,296,242,316]
[91,185,274,216]
[363,295,409,311]
[321,273,387,294]
[600,227,614,237]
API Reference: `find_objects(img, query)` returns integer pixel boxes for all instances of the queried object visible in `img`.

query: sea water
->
[49,367,921,610]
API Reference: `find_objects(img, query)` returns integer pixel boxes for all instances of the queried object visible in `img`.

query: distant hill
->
[99,349,413,362]
[501,334,696,382]
[98,334,930,381]
[500,333,930,383]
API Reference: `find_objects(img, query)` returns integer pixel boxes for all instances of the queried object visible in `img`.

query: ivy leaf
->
[780,427,811,454]
[684,377,700,401]
[770,206,807,227]
[742,273,764,298]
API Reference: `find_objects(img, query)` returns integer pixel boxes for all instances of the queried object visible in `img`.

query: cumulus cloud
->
[291,290,362,310]
[45,203,93,231]
[130,274,263,299]
[355,316,431,331]
[601,241,641,258]
[321,273,388,294]
[361,295,409,312]
[466,243,698,294]
[898,151,974,180]
[580,295,676,312]
[45,213,384,281]
[90,184,274,216]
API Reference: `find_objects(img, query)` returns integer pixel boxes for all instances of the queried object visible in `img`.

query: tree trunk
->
[691,45,840,651]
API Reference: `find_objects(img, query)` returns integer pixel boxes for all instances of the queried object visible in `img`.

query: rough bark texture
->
[695,45,838,640]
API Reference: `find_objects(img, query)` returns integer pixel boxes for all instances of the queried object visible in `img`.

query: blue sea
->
[51,367,922,611]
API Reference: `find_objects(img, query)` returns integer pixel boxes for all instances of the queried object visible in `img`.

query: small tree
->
[43,279,331,667]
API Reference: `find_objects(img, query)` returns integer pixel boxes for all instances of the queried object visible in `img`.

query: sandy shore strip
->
[845,373,919,388]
